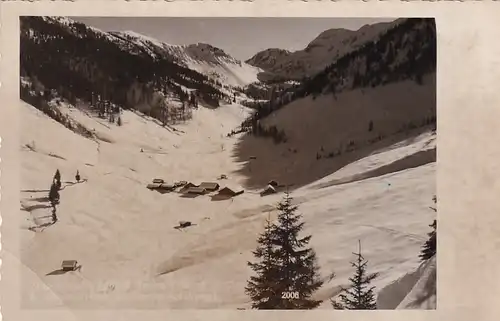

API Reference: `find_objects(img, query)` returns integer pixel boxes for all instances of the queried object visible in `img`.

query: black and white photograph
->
[17,16,436,310]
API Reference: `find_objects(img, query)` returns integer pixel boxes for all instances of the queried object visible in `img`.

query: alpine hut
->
[184,187,207,195]
[212,186,244,201]
[179,182,198,193]
[260,184,277,197]
[199,182,220,192]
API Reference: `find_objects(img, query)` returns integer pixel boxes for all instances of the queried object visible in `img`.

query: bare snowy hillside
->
[246,19,401,81]
[234,73,436,190]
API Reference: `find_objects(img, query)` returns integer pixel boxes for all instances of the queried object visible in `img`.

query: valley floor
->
[15,100,435,310]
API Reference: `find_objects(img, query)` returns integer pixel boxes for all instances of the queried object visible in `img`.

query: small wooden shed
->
[174,181,188,188]
[61,260,79,271]
[260,185,277,197]
[185,187,207,195]
[212,186,244,201]
[158,184,175,191]
[179,182,198,193]
[218,186,244,197]
[268,180,279,188]
[147,183,162,190]
[199,182,220,192]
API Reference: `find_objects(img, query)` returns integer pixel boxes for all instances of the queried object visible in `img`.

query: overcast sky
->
[74,17,396,61]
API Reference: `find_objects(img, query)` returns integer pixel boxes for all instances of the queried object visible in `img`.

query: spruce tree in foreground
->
[245,219,280,309]
[331,241,378,310]
[246,192,323,309]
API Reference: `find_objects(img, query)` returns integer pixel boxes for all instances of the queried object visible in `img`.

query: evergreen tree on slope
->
[246,192,323,309]
[331,241,378,310]
[53,169,62,190]
[420,195,437,261]
[245,218,281,309]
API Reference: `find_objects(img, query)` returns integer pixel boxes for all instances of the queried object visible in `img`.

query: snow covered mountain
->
[20,16,260,121]
[246,19,401,81]
[109,30,262,88]
[14,16,437,312]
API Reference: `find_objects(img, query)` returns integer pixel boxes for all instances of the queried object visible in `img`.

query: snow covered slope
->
[110,30,262,87]
[17,96,435,309]
[377,256,436,309]
[234,72,436,190]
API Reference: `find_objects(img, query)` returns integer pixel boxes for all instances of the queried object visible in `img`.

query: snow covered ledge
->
[377,256,436,309]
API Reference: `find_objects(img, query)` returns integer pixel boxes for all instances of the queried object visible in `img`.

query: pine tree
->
[48,181,60,207]
[117,116,122,126]
[53,169,62,190]
[419,220,436,261]
[420,196,437,261]
[245,218,281,309]
[331,241,378,310]
[246,192,324,309]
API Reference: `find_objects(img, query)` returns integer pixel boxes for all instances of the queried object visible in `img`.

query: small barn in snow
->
[268,180,279,188]
[212,186,244,201]
[184,187,207,195]
[199,182,220,192]
[147,183,163,190]
[260,185,277,197]
[158,184,175,191]
[179,182,198,193]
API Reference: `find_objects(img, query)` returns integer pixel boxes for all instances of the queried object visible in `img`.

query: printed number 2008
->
[281,291,300,299]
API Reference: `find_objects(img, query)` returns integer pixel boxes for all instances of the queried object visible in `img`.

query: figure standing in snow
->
[75,170,80,182]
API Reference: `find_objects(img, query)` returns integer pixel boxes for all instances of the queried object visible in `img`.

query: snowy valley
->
[15,16,437,310]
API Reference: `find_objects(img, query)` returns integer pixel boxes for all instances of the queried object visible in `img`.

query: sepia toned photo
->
[17,15,436,310]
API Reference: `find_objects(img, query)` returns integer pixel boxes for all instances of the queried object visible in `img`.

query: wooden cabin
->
[268,180,279,188]
[260,185,277,197]
[179,182,198,193]
[212,186,244,201]
[175,180,188,187]
[147,183,163,190]
[61,260,79,271]
[218,187,244,197]
[158,184,175,191]
[185,187,207,195]
[199,182,220,192]
[152,178,165,184]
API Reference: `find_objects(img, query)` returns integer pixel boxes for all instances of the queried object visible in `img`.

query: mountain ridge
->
[246,19,402,81]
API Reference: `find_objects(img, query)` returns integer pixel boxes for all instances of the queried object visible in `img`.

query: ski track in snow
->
[16,98,435,310]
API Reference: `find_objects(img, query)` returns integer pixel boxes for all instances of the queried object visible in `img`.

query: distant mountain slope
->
[20,16,261,131]
[246,19,401,81]
[243,18,436,124]
[234,18,436,190]
[233,75,436,189]
[109,30,262,87]
[21,16,229,114]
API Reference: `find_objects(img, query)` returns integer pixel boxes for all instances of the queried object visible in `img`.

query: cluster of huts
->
[147,177,284,199]
[146,178,245,200]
